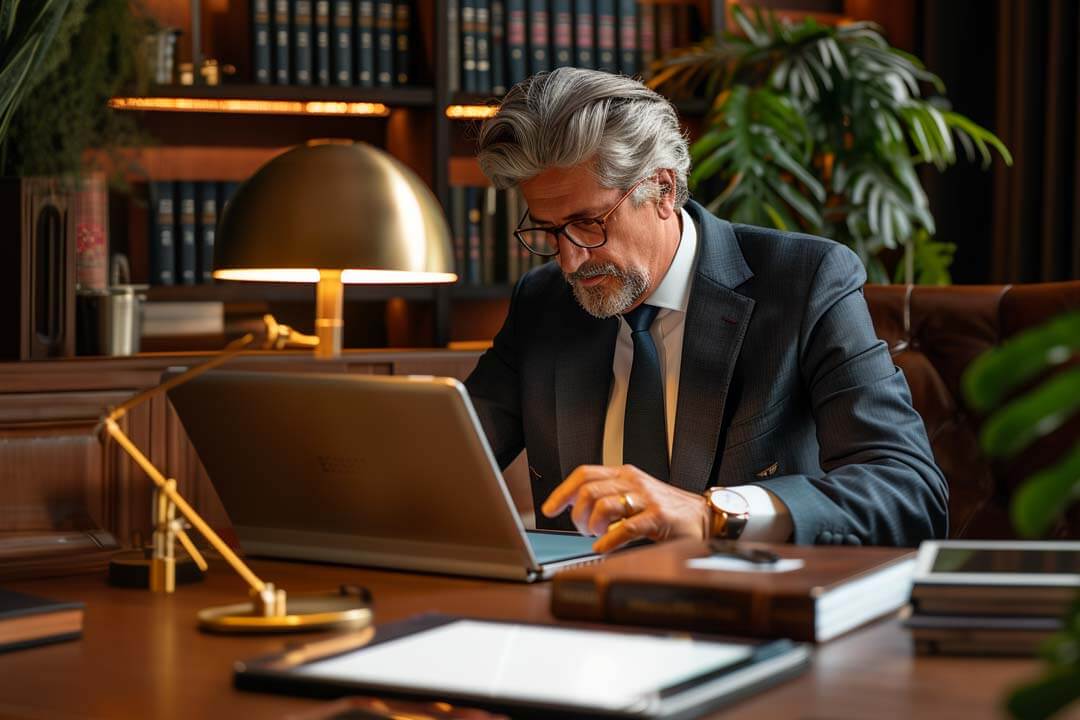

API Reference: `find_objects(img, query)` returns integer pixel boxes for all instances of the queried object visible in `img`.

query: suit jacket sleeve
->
[464,277,526,470]
[755,244,949,546]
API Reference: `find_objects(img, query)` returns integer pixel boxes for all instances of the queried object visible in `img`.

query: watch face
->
[708,488,750,516]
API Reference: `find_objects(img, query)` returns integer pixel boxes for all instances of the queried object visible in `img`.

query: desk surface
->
[0,558,1068,720]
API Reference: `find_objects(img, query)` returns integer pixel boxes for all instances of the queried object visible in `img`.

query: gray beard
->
[566,262,651,319]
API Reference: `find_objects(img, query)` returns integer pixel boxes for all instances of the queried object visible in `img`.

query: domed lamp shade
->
[214,141,456,357]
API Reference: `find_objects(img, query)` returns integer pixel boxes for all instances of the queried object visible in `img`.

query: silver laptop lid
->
[167,370,542,579]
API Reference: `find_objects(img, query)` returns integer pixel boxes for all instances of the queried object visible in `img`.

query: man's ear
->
[655,169,678,220]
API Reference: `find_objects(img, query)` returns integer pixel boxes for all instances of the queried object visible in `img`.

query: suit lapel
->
[555,304,619,481]
[669,202,756,492]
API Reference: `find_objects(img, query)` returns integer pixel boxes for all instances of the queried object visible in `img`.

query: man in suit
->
[466,68,948,549]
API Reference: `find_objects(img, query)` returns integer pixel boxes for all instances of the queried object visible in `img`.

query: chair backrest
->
[864,282,1080,539]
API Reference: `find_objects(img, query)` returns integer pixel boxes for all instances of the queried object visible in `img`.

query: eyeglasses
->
[514,179,645,257]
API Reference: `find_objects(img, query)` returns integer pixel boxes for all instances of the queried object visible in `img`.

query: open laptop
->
[167,370,600,582]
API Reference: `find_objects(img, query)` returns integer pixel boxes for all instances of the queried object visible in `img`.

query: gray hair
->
[477,68,690,209]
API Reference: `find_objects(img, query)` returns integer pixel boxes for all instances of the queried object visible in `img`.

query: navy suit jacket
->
[465,200,948,546]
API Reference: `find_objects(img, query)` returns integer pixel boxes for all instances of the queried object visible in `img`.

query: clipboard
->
[234,614,810,719]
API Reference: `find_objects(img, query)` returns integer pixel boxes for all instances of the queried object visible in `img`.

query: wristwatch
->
[703,487,750,539]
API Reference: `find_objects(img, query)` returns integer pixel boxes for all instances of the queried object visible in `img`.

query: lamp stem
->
[315,270,344,358]
[105,419,268,594]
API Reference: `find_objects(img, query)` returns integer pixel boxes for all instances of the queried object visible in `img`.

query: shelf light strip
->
[446,104,500,119]
[108,97,391,117]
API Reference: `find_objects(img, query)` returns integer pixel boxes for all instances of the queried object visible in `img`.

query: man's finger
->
[593,511,659,553]
[585,494,630,537]
[541,465,620,517]
[569,480,625,535]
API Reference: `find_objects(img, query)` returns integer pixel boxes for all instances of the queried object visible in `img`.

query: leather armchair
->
[865,282,1080,539]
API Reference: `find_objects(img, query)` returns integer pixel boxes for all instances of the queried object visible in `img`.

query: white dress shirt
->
[601,209,793,542]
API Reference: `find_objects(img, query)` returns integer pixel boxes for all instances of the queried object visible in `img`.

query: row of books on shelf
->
[148,181,240,287]
[450,185,550,286]
[252,0,414,88]
[449,0,701,96]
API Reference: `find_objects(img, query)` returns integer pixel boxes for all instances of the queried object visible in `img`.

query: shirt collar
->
[643,207,697,313]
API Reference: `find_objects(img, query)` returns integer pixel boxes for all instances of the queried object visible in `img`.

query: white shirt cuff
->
[729,484,793,543]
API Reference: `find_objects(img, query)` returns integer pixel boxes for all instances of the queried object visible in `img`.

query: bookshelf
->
[106,0,725,349]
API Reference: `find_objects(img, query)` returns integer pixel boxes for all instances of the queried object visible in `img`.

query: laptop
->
[167,370,600,582]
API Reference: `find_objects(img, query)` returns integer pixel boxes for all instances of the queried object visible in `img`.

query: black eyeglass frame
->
[513,179,646,257]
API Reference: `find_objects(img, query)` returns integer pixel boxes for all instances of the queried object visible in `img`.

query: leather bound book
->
[0,589,84,654]
[551,539,916,642]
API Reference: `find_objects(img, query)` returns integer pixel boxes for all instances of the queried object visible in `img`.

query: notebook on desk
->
[167,370,599,582]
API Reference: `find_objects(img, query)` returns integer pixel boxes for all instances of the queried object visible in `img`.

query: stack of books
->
[148,181,240,287]
[906,540,1080,655]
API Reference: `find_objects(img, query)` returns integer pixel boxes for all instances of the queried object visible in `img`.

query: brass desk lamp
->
[101,141,455,631]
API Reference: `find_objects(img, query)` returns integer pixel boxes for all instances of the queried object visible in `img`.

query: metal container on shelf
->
[76,255,147,357]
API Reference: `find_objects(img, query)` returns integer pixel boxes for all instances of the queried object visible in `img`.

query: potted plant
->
[649,6,1012,284]
[962,311,1080,720]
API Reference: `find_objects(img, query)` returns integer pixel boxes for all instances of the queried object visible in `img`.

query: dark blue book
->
[475,0,491,93]
[273,0,291,84]
[314,0,330,85]
[490,0,506,94]
[217,182,241,216]
[394,0,410,85]
[551,0,572,68]
[197,182,218,284]
[574,0,594,68]
[332,0,353,85]
[451,186,466,281]
[595,0,616,72]
[527,0,550,74]
[466,187,482,285]
[447,0,460,92]
[177,182,197,286]
[616,0,636,75]
[149,182,176,286]
[506,0,527,85]
[356,0,375,87]
[252,0,272,84]
[292,0,313,85]
[375,0,394,87]
[461,0,477,93]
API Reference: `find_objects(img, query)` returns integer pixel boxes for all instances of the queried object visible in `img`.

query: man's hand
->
[540,464,710,553]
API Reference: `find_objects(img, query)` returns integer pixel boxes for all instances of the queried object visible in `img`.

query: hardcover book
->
[447,0,461,92]
[573,0,594,68]
[506,0,527,85]
[356,0,376,87]
[595,0,616,72]
[527,0,550,74]
[616,0,636,75]
[375,0,395,86]
[551,539,917,642]
[332,0,353,85]
[490,0,506,94]
[273,0,291,84]
[475,0,492,93]
[0,589,83,654]
[149,181,176,286]
[461,0,478,93]
[197,182,217,284]
[314,0,331,84]
[251,0,273,83]
[292,0,313,85]
[551,0,572,68]
[177,181,197,286]
[394,0,411,85]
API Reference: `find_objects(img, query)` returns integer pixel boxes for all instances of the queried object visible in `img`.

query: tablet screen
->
[931,548,1080,575]
[295,619,752,711]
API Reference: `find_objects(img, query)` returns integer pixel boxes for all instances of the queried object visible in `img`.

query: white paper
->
[687,557,805,573]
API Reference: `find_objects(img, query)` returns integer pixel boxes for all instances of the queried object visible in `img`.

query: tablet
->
[235,615,810,719]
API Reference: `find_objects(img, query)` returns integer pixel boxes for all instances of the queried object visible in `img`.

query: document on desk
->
[235,615,810,719]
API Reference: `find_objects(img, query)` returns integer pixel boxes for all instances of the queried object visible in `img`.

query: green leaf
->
[1006,664,1080,720]
[978,367,1080,459]
[1010,443,1080,538]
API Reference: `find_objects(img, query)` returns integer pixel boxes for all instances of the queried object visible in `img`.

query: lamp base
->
[107,548,205,588]
[197,585,373,634]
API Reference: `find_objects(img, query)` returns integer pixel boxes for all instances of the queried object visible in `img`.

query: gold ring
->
[619,492,638,517]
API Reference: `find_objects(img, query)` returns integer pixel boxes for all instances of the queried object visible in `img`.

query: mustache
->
[566,263,623,283]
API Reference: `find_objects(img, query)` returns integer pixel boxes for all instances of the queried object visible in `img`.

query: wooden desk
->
[0,559,1066,720]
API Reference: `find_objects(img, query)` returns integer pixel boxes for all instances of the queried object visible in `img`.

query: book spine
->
[551,579,818,642]
[482,186,497,285]
[292,0,313,85]
[177,182,197,286]
[197,182,217,284]
[490,0,506,94]
[375,0,394,87]
[616,0,636,76]
[149,182,176,286]
[217,182,241,217]
[447,0,460,93]
[314,0,331,85]
[332,0,353,86]
[252,0,273,84]
[551,0,571,68]
[466,188,482,285]
[461,0,477,94]
[657,3,674,56]
[573,0,594,69]
[505,187,519,283]
[527,0,549,74]
[475,0,491,94]
[394,0,410,85]
[356,0,375,87]
[451,186,467,281]
[638,0,654,79]
[595,0,615,72]
[273,0,291,84]
[506,0,527,86]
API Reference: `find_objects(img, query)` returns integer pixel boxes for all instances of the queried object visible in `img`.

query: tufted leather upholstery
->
[864,282,1080,539]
